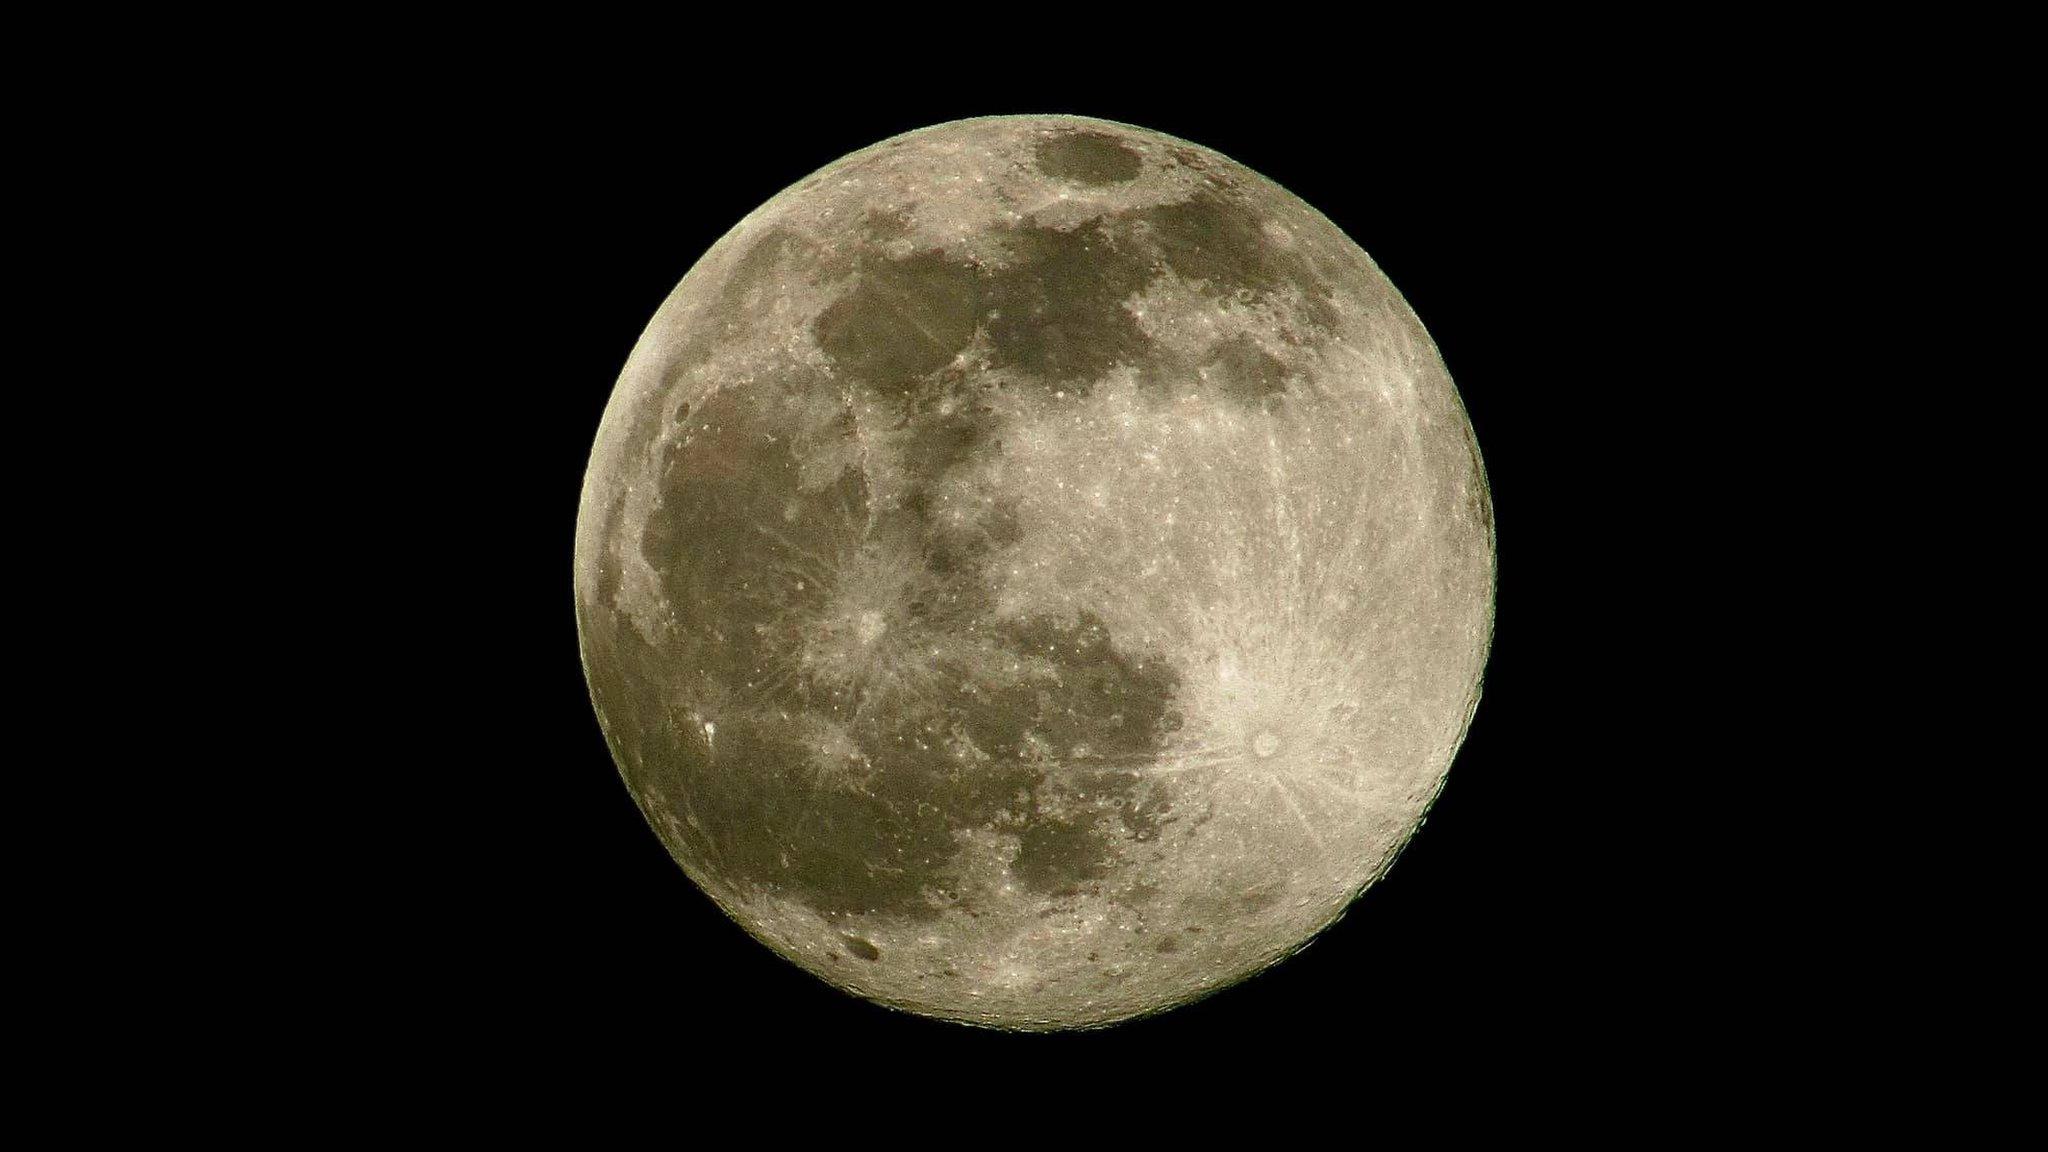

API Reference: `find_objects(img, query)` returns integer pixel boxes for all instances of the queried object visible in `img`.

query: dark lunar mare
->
[817,154,1342,408]
[1032,131,1144,185]
[581,373,1184,928]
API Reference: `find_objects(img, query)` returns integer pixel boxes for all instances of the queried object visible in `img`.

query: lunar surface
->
[575,115,1494,1029]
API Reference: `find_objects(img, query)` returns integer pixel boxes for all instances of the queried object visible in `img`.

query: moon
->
[575,115,1494,1029]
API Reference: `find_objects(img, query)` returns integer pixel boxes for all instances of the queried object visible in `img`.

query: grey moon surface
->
[574,115,1494,1030]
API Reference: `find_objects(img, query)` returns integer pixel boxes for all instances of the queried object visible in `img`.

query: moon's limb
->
[575,116,1494,1029]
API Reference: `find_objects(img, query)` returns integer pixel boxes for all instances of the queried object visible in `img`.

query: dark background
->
[375,83,1747,1071]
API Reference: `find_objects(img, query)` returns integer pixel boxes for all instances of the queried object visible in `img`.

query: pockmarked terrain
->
[575,115,1494,1029]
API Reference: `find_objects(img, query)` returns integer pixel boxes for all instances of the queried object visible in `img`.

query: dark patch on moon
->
[599,379,1184,922]
[813,183,1338,411]
[1203,334,1291,412]
[982,221,1156,389]
[1010,817,1111,896]
[814,251,982,394]
[843,935,882,961]
[884,369,1018,576]
[817,217,1162,400]
[1136,192,1341,333]
[861,207,914,243]
[900,393,992,478]
[1033,130,1143,185]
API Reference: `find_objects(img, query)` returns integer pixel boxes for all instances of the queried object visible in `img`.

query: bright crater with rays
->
[575,115,1494,1029]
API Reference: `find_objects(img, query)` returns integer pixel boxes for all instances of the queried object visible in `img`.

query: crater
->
[1203,334,1291,412]
[1033,130,1142,185]
[1252,730,1280,758]
[855,609,886,646]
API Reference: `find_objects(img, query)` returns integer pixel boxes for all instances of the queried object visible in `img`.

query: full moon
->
[575,116,1494,1029]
